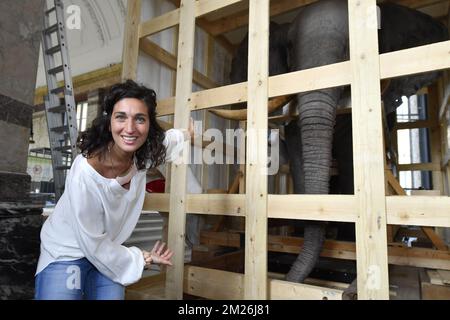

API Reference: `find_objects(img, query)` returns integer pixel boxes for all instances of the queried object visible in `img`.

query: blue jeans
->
[35,258,125,300]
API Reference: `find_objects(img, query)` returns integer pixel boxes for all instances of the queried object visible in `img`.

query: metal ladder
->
[41,0,78,201]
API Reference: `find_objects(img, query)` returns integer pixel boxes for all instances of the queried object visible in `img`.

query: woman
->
[35,80,192,300]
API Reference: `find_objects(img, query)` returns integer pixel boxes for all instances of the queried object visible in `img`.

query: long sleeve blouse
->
[36,129,185,285]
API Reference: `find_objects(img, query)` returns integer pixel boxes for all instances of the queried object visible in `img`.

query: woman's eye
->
[115,115,126,120]
[136,117,146,124]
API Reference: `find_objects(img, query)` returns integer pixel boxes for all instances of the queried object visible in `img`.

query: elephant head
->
[227,0,448,285]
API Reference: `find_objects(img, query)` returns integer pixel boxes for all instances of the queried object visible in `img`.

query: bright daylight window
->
[76,101,88,132]
[396,95,432,194]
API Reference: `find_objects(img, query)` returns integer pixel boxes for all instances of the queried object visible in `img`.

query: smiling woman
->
[34,80,192,300]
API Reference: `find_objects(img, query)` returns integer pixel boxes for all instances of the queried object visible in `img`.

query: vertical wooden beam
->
[238,121,246,194]
[428,84,444,193]
[121,0,141,81]
[165,0,196,300]
[348,0,389,299]
[244,0,269,300]
[201,34,215,192]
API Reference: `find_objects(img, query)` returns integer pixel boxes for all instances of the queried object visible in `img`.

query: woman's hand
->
[188,117,194,139]
[143,241,173,268]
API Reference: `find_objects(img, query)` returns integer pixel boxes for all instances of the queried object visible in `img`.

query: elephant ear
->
[286,24,295,72]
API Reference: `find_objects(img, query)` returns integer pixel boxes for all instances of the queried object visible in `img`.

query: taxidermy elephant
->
[226,0,448,285]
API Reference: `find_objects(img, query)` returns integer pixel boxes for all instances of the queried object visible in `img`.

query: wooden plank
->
[380,40,450,79]
[269,195,356,222]
[121,0,141,81]
[196,0,243,18]
[244,0,269,300]
[204,0,447,35]
[184,266,343,300]
[387,196,450,227]
[428,269,445,285]
[143,193,450,227]
[238,121,246,194]
[165,0,196,300]
[155,40,450,116]
[139,0,241,38]
[205,0,315,36]
[139,38,218,89]
[269,279,343,300]
[394,120,433,130]
[421,282,450,299]
[437,269,450,284]
[188,194,244,216]
[386,170,407,195]
[139,9,180,38]
[349,0,389,300]
[199,231,450,270]
[398,163,441,171]
[422,227,448,250]
[428,85,444,193]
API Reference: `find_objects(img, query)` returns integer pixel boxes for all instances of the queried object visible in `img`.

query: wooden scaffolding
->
[122,0,450,300]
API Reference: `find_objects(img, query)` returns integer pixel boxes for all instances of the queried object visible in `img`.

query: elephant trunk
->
[286,223,326,283]
[298,89,338,194]
[285,0,348,283]
[285,88,340,283]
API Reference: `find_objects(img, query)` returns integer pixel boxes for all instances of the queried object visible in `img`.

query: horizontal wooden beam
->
[398,163,441,171]
[139,0,242,38]
[199,231,450,270]
[203,0,447,36]
[395,120,434,130]
[143,193,450,227]
[139,38,218,89]
[156,41,450,115]
[184,265,343,300]
[34,63,122,105]
[206,0,315,36]
[386,196,450,227]
[380,40,450,80]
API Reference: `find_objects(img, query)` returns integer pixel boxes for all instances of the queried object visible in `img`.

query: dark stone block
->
[0,172,31,202]
[0,0,46,105]
[0,94,33,128]
[0,209,43,300]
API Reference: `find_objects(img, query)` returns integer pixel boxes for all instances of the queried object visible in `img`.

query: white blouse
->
[36,129,186,286]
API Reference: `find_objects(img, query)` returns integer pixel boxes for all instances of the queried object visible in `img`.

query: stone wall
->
[0,0,46,300]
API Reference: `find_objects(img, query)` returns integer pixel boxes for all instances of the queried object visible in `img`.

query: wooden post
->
[428,84,444,194]
[238,121,246,194]
[348,0,389,299]
[121,0,141,81]
[245,0,269,299]
[165,0,196,300]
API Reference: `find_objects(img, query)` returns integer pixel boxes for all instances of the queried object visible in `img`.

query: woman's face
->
[110,98,150,155]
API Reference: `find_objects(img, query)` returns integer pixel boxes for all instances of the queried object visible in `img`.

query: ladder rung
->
[48,65,64,75]
[45,44,61,55]
[51,126,68,133]
[48,105,66,113]
[44,24,59,34]
[45,7,56,15]
[55,166,71,171]
[54,145,72,152]
[50,86,66,95]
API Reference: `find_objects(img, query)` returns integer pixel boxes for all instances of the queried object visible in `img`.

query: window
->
[76,101,88,132]
[396,95,432,193]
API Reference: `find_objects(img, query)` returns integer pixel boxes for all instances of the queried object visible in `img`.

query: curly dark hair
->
[77,80,166,170]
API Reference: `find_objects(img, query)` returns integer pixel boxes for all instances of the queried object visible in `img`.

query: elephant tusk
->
[209,95,295,121]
